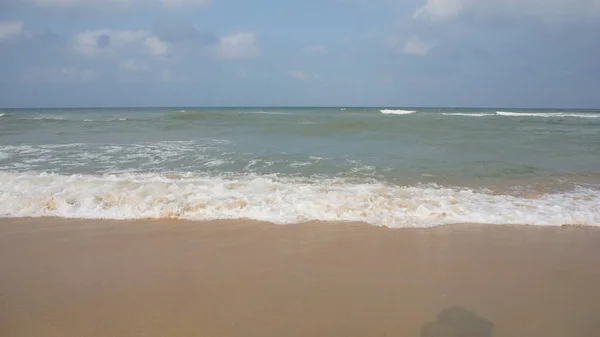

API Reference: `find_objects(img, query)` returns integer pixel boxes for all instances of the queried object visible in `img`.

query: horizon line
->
[2,105,599,110]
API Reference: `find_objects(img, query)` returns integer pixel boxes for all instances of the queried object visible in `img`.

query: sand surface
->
[1,218,600,337]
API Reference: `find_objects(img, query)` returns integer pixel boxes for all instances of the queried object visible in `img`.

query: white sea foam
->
[496,111,600,118]
[442,113,495,117]
[288,161,312,168]
[0,172,598,227]
[0,140,232,172]
[380,109,416,115]
[203,159,231,168]
[0,113,5,118]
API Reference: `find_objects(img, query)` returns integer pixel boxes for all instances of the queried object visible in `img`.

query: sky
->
[1,0,600,108]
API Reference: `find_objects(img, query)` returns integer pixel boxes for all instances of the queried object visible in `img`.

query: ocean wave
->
[0,113,132,122]
[83,118,128,122]
[0,172,598,228]
[0,140,232,172]
[442,113,495,117]
[380,109,416,115]
[29,116,66,121]
[496,111,600,118]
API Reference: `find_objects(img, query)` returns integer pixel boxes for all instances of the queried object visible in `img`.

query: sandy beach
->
[1,219,600,337]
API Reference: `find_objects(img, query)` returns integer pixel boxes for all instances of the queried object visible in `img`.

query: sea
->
[1,107,599,228]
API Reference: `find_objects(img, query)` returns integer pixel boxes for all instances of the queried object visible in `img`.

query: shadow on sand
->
[421,307,493,337]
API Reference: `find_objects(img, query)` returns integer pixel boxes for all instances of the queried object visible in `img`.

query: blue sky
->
[1,0,600,108]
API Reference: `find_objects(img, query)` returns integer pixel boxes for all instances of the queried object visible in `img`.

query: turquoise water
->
[1,107,599,227]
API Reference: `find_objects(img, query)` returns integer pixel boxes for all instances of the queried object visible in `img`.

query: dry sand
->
[1,218,600,337]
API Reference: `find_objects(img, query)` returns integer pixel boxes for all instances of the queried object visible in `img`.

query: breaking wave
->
[0,171,598,228]
[496,111,600,118]
[380,109,416,115]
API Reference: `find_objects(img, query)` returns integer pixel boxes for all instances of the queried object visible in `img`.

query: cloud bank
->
[413,0,600,20]
[1,1,600,108]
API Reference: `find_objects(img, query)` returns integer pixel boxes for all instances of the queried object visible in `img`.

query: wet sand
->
[1,218,600,337]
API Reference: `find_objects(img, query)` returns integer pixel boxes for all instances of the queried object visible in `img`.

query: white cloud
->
[0,21,24,43]
[144,36,169,56]
[71,29,169,80]
[216,32,260,60]
[72,29,169,58]
[413,0,600,20]
[288,70,321,81]
[20,66,99,84]
[402,36,436,56]
[413,0,467,20]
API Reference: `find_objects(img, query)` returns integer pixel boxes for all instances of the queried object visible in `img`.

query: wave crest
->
[380,109,416,115]
[496,111,600,118]
[0,172,598,228]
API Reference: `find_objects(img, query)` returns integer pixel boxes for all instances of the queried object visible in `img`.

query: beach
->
[2,218,599,337]
[3,0,600,333]
[1,107,600,336]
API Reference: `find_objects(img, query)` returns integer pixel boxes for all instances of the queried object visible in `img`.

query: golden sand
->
[1,218,599,337]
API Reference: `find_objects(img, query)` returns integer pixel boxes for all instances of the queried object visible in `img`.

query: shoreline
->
[1,216,599,229]
[2,218,600,337]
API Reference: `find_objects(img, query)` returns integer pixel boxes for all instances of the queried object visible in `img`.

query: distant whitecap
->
[380,109,416,115]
